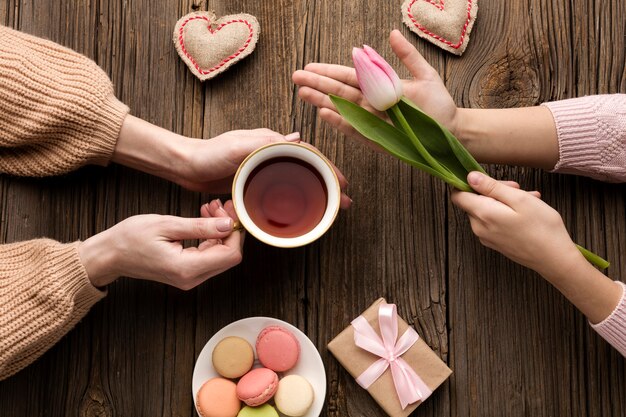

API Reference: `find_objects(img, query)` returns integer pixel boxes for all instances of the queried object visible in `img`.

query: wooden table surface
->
[1,0,625,416]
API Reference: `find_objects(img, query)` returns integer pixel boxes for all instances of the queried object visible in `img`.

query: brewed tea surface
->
[244,157,328,238]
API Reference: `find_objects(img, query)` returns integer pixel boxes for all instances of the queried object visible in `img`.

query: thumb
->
[467,172,523,207]
[162,216,234,240]
[389,29,435,80]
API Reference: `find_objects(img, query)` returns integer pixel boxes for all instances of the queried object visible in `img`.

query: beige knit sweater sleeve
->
[0,26,128,380]
[0,25,129,176]
[0,240,106,380]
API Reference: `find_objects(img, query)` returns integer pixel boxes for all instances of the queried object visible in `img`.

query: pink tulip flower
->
[352,45,403,111]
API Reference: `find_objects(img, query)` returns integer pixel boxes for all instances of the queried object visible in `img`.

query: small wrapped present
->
[327,298,451,416]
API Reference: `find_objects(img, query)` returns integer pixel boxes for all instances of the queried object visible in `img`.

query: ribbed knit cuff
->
[46,241,107,309]
[542,97,598,171]
[87,94,129,167]
[590,281,626,357]
[542,95,626,182]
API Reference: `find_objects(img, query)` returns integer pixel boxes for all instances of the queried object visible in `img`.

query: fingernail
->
[467,172,482,186]
[217,207,229,217]
[216,199,224,208]
[216,218,233,232]
[285,132,300,142]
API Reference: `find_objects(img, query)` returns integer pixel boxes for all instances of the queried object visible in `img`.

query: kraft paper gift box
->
[327,298,451,417]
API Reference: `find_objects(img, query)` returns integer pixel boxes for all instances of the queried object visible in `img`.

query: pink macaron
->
[236,367,279,406]
[256,325,300,372]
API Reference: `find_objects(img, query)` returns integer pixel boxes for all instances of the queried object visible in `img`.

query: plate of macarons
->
[192,317,326,417]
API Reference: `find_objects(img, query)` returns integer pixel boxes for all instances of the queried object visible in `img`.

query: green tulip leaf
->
[329,95,608,270]
[329,95,467,188]
[387,107,466,181]
[391,98,487,179]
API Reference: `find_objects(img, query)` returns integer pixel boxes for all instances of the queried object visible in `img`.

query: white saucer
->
[192,317,326,416]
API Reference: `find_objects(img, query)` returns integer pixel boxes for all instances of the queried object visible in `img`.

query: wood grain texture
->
[0,0,624,416]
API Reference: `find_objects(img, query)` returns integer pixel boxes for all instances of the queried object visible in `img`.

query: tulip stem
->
[388,105,470,191]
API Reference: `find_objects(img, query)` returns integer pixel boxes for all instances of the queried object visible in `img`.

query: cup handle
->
[232,221,245,232]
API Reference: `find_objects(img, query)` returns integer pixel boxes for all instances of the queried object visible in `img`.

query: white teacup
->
[232,142,341,248]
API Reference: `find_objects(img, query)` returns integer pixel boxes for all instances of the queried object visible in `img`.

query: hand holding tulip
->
[293,30,460,140]
[295,30,608,270]
[451,172,578,278]
[328,40,485,192]
[293,30,560,170]
[452,172,622,324]
[294,27,621,341]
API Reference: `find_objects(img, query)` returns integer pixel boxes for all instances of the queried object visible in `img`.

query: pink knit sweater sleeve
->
[543,96,626,356]
[542,95,626,182]
[590,282,626,356]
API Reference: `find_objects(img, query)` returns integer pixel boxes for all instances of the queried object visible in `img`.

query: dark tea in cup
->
[243,157,328,238]
[232,142,340,248]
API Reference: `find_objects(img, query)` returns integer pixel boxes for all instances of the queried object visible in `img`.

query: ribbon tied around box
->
[351,303,432,409]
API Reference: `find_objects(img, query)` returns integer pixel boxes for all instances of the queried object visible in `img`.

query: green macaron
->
[237,404,279,417]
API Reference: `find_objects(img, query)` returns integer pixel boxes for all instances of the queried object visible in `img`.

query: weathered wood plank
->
[448,1,626,417]
[1,0,625,416]
[303,1,452,416]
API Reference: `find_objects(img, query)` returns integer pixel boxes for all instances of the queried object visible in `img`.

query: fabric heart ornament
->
[173,11,260,81]
[401,0,478,55]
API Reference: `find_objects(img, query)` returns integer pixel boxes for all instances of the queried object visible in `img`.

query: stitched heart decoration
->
[402,0,478,55]
[173,11,260,81]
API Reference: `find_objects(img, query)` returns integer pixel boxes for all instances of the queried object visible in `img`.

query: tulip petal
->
[363,45,403,101]
[352,47,400,111]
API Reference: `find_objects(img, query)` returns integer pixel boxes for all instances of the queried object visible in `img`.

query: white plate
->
[192,317,326,417]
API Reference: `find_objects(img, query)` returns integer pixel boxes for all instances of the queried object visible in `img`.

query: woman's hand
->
[451,172,576,278]
[78,200,243,290]
[113,119,297,192]
[112,118,352,207]
[174,129,303,192]
[292,30,560,169]
[292,30,460,143]
[451,171,622,323]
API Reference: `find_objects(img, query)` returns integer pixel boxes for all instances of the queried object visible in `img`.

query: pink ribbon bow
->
[351,303,432,410]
